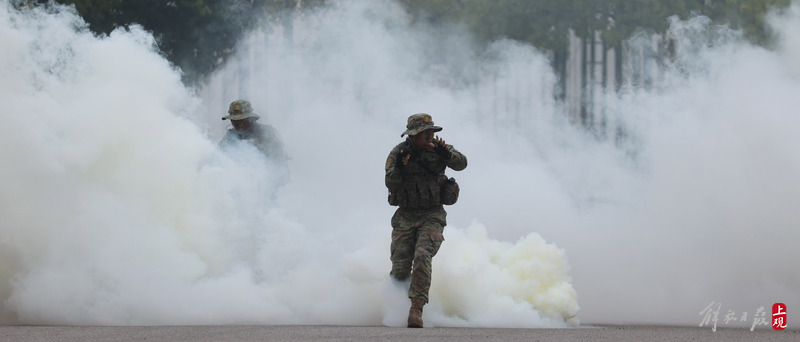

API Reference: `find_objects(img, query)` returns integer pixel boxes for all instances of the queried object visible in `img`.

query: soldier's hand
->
[434,136,452,160]
[396,149,411,169]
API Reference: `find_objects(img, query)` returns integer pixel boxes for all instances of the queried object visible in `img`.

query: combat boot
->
[407,298,425,328]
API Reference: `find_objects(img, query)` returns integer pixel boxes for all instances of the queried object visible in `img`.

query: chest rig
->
[389,149,446,209]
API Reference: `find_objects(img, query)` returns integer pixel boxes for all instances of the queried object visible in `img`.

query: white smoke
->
[0,0,577,327]
[1,0,798,328]
[199,0,580,328]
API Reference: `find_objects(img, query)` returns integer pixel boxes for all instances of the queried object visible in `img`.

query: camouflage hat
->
[222,100,261,121]
[401,113,442,137]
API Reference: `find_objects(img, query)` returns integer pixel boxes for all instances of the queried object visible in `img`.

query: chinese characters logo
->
[699,302,787,331]
[773,303,787,331]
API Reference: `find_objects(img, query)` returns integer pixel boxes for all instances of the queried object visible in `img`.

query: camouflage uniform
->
[219,122,288,162]
[219,100,290,186]
[385,113,467,303]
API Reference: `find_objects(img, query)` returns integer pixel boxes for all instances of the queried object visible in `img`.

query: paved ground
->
[0,325,797,342]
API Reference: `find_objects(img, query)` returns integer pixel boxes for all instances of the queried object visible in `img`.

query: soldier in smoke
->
[219,99,290,187]
[384,113,468,328]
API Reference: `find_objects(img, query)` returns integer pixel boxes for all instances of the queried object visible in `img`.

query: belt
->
[398,205,443,214]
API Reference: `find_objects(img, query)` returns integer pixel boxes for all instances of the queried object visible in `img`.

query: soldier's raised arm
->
[443,144,467,171]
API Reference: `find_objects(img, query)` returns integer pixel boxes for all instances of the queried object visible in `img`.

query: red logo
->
[772,303,787,330]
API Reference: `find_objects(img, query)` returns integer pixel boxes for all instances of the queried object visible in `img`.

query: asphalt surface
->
[1,325,797,342]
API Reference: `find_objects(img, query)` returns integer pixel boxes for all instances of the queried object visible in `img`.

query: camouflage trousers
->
[389,207,447,303]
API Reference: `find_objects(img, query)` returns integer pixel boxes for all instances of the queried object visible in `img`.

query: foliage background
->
[18,0,792,85]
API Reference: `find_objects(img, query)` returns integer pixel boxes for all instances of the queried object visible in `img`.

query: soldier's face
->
[231,118,253,132]
[411,130,435,150]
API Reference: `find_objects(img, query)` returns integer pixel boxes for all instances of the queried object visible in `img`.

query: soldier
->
[384,113,468,328]
[219,99,289,187]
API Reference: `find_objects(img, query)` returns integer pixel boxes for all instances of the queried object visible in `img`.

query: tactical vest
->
[390,150,446,209]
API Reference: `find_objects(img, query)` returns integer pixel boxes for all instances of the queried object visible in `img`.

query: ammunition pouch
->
[440,176,459,205]
[388,176,458,207]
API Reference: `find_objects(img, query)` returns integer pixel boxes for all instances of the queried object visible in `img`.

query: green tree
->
[21,0,793,85]
[40,0,325,84]
[707,0,791,44]
[403,0,791,50]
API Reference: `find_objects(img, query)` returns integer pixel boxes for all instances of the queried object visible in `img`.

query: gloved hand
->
[396,149,410,169]
[434,141,452,160]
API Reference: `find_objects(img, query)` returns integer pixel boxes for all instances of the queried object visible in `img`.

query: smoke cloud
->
[1,0,798,327]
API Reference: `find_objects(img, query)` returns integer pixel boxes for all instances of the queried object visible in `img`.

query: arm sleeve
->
[218,130,234,149]
[385,145,403,190]
[263,125,289,161]
[444,144,467,171]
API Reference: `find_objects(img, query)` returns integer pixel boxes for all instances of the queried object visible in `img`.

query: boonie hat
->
[401,113,442,137]
[222,99,261,121]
